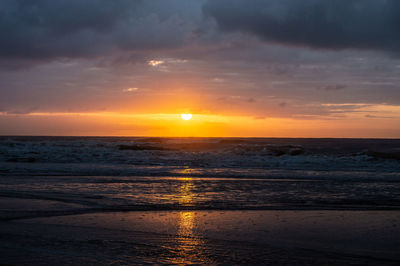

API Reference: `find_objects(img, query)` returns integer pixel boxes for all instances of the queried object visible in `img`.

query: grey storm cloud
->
[0,0,203,60]
[203,0,400,52]
[3,0,400,64]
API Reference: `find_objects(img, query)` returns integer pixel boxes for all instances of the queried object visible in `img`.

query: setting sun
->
[181,114,192,120]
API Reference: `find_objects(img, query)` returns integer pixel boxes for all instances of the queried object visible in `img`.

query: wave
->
[0,136,399,177]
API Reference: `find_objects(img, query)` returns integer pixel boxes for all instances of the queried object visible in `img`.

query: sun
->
[181,114,192,120]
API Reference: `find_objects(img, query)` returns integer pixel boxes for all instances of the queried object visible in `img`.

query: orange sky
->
[1,108,399,138]
[1,1,400,138]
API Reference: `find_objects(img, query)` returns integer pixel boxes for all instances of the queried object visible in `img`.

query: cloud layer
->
[0,0,399,135]
[2,0,400,64]
[0,0,204,61]
[204,0,400,52]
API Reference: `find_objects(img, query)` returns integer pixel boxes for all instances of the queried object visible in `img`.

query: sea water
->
[0,136,399,216]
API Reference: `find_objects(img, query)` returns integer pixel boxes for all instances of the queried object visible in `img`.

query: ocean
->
[1,136,400,213]
[0,136,399,264]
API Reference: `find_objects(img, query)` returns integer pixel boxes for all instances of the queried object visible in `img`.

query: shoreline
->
[1,209,398,264]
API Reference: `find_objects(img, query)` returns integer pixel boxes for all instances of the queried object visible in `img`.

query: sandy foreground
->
[0,199,399,265]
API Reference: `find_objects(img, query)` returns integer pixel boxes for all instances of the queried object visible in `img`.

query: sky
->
[0,0,400,137]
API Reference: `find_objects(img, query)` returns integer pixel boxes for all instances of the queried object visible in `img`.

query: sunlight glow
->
[148,60,164,66]
[1,109,399,138]
[181,114,192,120]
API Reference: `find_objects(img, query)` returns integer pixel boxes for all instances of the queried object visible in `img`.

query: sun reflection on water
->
[169,177,211,264]
[171,211,210,264]
[178,177,195,206]
[178,211,196,236]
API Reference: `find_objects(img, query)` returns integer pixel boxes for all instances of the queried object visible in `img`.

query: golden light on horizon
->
[181,113,192,120]
[1,107,399,138]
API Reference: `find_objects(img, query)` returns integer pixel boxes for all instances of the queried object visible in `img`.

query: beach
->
[1,208,399,264]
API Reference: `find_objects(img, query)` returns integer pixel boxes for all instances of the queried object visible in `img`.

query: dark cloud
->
[203,0,400,52]
[0,0,132,59]
[0,0,399,123]
[0,0,203,61]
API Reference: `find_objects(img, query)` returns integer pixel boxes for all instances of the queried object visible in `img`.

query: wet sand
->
[1,210,399,265]
[0,172,399,264]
